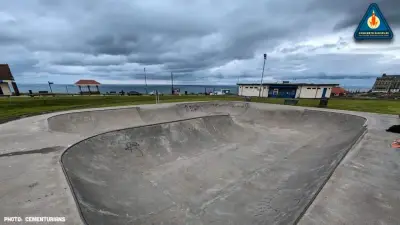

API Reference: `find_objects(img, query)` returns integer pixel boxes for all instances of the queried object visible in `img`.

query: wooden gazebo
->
[75,80,101,95]
[0,64,20,96]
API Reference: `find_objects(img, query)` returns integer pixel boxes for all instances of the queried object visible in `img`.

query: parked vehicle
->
[127,91,142,96]
[149,91,162,96]
[210,89,231,95]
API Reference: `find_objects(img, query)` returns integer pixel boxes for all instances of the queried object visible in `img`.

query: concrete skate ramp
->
[48,107,145,134]
[61,102,367,225]
[48,102,250,134]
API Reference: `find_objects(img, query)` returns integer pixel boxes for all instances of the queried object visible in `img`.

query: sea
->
[16,84,239,94]
[15,83,371,95]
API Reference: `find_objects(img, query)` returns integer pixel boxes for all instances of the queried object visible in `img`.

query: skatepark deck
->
[0,101,399,225]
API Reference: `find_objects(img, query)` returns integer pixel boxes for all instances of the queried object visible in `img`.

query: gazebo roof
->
[0,64,15,81]
[75,80,101,85]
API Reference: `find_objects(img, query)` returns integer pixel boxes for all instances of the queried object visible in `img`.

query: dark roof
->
[0,64,14,81]
[378,75,400,79]
[382,73,400,77]
[75,80,101,85]
[237,82,339,86]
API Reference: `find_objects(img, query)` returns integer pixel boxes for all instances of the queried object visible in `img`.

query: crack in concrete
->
[0,146,64,158]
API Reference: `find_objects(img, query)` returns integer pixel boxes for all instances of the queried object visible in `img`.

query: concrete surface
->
[0,101,398,225]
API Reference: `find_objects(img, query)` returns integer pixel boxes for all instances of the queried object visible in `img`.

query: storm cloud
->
[1,0,399,86]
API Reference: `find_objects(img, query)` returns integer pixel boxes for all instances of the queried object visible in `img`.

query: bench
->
[80,91,100,95]
[38,91,55,97]
[284,99,299,105]
[318,98,329,108]
[106,91,117,95]
[26,91,55,97]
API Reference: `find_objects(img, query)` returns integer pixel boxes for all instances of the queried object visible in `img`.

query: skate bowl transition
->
[54,102,367,225]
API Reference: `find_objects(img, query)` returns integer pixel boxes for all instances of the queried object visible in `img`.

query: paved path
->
[0,101,398,225]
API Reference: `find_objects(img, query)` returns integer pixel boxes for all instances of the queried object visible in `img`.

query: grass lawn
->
[0,95,399,123]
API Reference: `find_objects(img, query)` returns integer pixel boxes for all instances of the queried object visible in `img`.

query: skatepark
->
[0,101,399,225]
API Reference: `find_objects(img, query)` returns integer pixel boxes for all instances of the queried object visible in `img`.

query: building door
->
[322,88,327,98]
[0,85,3,95]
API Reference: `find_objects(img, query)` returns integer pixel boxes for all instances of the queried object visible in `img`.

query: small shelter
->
[0,64,20,96]
[75,80,101,95]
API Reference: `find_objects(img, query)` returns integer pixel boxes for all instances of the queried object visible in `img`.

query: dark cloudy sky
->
[2,0,399,86]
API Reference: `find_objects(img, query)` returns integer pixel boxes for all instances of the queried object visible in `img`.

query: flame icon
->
[367,10,380,29]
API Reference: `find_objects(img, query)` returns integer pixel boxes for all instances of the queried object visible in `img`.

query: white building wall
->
[320,86,333,98]
[295,88,301,98]
[261,86,268,97]
[298,86,333,98]
[239,84,334,98]
[316,87,324,98]
[239,85,268,97]
[0,82,11,95]
[371,90,387,93]
[298,86,317,98]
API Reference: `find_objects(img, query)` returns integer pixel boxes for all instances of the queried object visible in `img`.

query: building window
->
[250,87,253,89]
[245,87,249,89]
[312,88,316,89]
[307,88,311,89]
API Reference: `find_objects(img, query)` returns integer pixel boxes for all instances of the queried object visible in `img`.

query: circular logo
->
[367,11,380,29]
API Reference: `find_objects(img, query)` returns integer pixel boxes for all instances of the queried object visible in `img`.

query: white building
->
[238,82,337,99]
[0,64,20,96]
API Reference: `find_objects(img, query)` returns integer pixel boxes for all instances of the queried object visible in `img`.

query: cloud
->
[280,73,379,80]
[1,0,399,86]
[51,54,127,66]
[306,0,400,31]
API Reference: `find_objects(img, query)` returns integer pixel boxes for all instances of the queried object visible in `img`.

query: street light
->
[259,54,267,97]
[171,72,174,95]
[48,81,54,93]
[144,68,148,94]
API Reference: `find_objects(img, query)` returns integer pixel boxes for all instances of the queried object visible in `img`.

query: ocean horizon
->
[15,83,239,94]
[13,83,372,95]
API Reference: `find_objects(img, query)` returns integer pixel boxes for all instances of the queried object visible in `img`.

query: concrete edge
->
[45,101,224,131]
[46,106,142,133]
[59,114,232,225]
[0,100,214,126]
[46,106,141,120]
[293,123,368,224]
[3,99,392,130]
[59,147,90,225]
[303,108,369,127]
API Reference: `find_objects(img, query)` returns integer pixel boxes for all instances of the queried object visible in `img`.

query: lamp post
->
[48,81,54,93]
[259,54,267,97]
[144,68,148,94]
[171,72,174,95]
